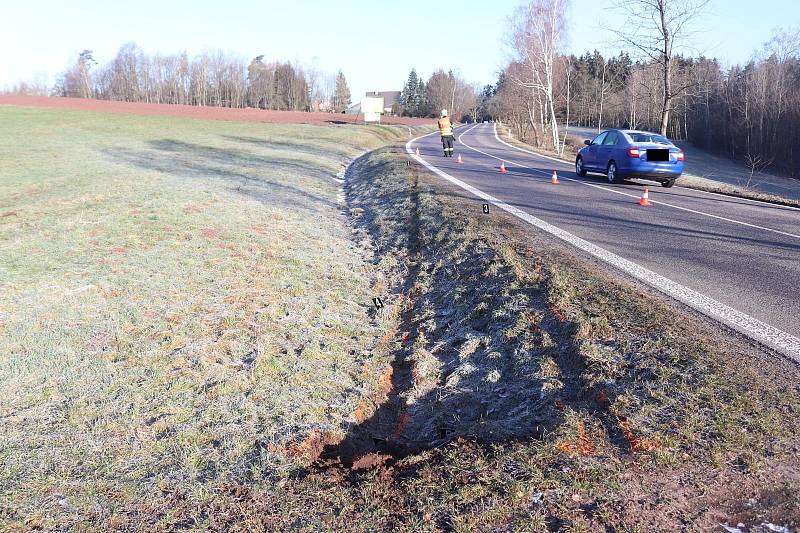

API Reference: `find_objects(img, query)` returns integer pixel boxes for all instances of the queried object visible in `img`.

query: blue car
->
[575,129,684,187]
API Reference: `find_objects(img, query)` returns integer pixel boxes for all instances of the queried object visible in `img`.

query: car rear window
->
[627,132,671,144]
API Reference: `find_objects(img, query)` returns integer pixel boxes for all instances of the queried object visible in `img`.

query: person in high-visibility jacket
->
[437,109,455,157]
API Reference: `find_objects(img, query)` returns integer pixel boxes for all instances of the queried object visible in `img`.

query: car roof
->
[592,129,664,134]
[621,129,663,135]
[593,129,668,138]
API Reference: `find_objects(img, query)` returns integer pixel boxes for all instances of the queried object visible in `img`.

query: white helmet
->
[441,109,448,118]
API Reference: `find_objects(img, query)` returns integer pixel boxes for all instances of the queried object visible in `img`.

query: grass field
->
[0,106,419,528]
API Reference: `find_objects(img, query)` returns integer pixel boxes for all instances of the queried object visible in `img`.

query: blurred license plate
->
[647,149,669,162]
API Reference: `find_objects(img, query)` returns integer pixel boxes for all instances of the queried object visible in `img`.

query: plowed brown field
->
[0,95,432,126]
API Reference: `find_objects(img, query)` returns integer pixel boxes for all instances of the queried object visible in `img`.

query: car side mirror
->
[584,139,591,146]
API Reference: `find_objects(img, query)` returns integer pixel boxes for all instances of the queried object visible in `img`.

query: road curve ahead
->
[408,124,800,362]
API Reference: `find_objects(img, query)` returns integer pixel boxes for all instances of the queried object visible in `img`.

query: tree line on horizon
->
[9,43,352,113]
[396,68,478,122]
[6,42,481,122]
[476,0,800,177]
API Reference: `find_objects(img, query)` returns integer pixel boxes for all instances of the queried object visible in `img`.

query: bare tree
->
[463,84,480,123]
[497,62,541,144]
[77,50,96,98]
[248,56,272,108]
[110,43,141,102]
[510,0,569,149]
[559,55,573,154]
[610,0,709,135]
[742,152,774,188]
[425,69,474,120]
[596,59,609,132]
[1,73,49,96]
[54,50,96,98]
[310,72,335,112]
[425,69,455,117]
[271,62,310,111]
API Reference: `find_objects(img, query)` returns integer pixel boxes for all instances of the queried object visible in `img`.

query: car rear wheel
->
[575,156,587,177]
[607,161,620,184]
[661,179,676,188]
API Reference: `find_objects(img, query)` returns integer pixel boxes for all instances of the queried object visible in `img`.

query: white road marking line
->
[457,123,481,140]
[674,185,800,212]
[456,125,800,241]
[406,133,800,362]
[458,126,551,177]
[492,123,569,165]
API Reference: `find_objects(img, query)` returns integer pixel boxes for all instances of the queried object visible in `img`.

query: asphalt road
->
[410,123,800,360]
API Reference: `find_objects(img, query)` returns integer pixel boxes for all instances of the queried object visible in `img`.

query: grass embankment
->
[155,146,797,531]
[0,106,426,529]
[673,174,800,207]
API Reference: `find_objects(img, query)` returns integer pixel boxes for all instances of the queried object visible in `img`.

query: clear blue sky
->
[0,0,795,97]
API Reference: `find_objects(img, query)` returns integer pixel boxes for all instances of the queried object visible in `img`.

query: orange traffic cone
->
[638,187,651,206]
[415,147,420,156]
[551,170,559,184]
[499,161,507,173]
[457,154,463,164]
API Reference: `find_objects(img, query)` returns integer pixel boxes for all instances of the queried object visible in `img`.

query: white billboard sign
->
[361,97,384,123]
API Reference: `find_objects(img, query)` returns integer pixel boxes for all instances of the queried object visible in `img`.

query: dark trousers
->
[441,135,454,156]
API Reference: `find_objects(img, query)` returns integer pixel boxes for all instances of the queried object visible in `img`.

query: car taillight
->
[627,148,640,157]
[676,151,684,161]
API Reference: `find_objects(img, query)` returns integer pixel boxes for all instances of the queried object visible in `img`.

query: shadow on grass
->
[102,138,340,211]
[319,148,638,471]
[218,135,354,161]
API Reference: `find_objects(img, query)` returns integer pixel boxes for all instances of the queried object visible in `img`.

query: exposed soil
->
[0,95,432,126]
[320,163,426,466]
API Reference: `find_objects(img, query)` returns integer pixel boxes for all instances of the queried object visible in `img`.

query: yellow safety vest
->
[437,117,453,136]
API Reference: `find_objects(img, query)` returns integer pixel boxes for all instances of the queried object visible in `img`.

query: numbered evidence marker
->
[373,297,384,309]
[482,203,490,214]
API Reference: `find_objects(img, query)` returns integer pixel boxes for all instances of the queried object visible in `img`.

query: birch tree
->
[511,0,569,149]
[559,55,573,154]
